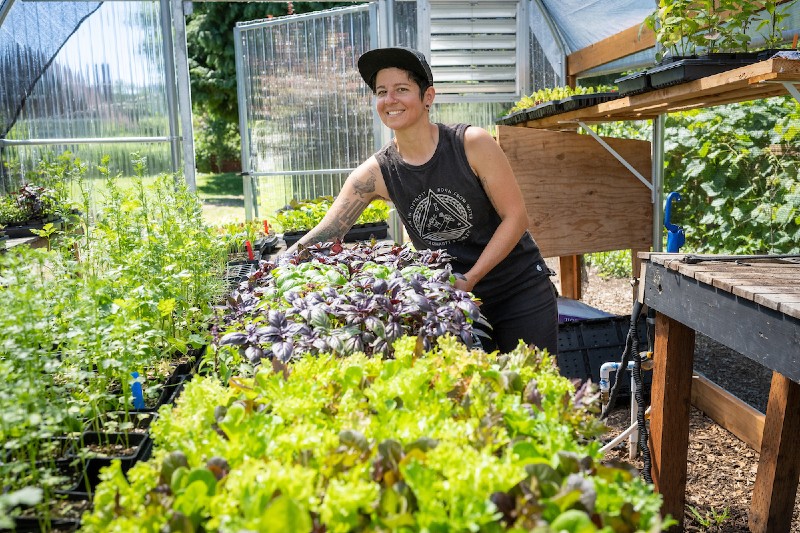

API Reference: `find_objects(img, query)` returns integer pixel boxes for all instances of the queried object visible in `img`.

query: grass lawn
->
[195,171,245,226]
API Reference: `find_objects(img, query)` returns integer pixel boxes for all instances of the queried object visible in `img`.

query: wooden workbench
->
[639,252,800,532]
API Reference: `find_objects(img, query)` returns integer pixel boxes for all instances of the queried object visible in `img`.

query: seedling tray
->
[524,101,561,121]
[224,259,260,287]
[615,71,650,96]
[647,57,759,89]
[495,108,529,126]
[283,221,389,247]
[557,92,620,112]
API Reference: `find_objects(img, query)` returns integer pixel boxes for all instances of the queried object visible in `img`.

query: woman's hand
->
[453,273,475,293]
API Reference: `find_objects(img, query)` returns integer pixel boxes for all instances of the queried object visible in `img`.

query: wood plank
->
[642,262,800,383]
[750,372,800,533]
[777,301,800,320]
[496,126,652,258]
[522,58,800,129]
[566,23,656,77]
[650,312,696,529]
[691,373,765,452]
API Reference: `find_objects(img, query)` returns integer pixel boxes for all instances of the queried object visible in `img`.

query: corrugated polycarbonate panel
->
[2,1,171,183]
[237,5,377,218]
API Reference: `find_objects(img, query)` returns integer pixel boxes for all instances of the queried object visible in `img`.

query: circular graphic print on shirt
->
[410,188,473,246]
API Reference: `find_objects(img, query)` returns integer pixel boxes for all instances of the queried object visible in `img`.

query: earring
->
[425,104,430,109]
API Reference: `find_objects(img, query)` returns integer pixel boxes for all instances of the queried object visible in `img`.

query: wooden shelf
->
[518,57,800,130]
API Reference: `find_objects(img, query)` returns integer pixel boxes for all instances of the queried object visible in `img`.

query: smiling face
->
[374,67,434,130]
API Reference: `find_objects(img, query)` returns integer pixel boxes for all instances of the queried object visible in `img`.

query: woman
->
[286,46,558,354]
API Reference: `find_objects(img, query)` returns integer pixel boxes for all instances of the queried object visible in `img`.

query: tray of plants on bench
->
[277,196,390,247]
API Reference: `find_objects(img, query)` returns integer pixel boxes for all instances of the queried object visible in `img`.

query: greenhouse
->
[1,0,800,531]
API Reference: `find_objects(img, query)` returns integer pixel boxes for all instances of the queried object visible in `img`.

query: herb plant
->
[82,337,673,532]
[214,241,487,373]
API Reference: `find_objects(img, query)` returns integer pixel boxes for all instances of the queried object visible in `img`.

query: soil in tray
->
[11,496,90,533]
[84,411,156,434]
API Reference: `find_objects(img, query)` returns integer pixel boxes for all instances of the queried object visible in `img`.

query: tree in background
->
[187,2,349,172]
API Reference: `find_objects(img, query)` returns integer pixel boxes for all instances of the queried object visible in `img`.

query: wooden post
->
[649,312,695,529]
[749,371,800,533]
[559,255,582,300]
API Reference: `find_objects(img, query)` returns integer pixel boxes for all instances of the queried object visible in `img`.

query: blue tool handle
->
[664,191,682,233]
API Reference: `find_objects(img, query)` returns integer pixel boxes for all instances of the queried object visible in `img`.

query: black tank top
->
[376,123,548,303]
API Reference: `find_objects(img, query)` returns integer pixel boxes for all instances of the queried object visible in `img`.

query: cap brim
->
[358,47,432,90]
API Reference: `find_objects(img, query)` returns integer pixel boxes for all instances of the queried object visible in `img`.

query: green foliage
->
[509,85,617,114]
[644,0,797,60]
[592,97,799,255]
[0,184,61,226]
[586,250,632,279]
[663,98,800,254]
[194,115,241,173]
[688,505,730,529]
[186,3,349,166]
[274,196,390,232]
[0,154,229,500]
[82,337,671,532]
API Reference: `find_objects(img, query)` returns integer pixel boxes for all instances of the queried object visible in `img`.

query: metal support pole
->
[159,0,181,174]
[652,114,665,252]
[171,0,196,190]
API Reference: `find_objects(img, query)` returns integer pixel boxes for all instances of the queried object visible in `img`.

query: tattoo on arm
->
[352,172,377,198]
[302,196,369,244]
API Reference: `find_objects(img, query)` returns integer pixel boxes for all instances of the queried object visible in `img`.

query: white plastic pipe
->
[599,360,641,460]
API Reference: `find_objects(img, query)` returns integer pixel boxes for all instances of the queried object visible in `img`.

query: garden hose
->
[599,282,653,484]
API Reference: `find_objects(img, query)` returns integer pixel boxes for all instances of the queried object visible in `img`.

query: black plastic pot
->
[283,221,389,247]
[71,431,152,489]
[255,234,279,255]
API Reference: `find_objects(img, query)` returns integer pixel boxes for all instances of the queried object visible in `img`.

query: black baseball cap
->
[357,47,434,91]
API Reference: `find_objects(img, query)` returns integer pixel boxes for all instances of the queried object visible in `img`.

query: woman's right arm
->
[284,157,388,254]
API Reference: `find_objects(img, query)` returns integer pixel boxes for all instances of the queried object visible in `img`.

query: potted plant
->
[0,184,64,238]
[641,0,786,91]
[276,196,390,247]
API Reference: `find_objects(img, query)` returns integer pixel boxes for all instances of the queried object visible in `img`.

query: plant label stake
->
[131,372,145,409]
[245,241,255,260]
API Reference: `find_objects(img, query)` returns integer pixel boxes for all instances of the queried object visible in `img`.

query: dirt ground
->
[575,264,800,532]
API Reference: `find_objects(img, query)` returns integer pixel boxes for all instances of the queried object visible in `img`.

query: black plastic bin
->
[556,315,651,403]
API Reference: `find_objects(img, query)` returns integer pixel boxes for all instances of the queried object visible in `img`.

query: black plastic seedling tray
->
[557,92,621,112]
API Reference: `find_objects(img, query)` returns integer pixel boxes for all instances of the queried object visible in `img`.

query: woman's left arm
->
[457,126,531,292]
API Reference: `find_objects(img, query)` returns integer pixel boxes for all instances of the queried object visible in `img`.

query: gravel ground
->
[570,263,800,532]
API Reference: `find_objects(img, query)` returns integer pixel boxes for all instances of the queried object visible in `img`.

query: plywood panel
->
[497,126,653,258]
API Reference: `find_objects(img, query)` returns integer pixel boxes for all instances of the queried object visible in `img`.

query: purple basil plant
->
[217,240,489,365]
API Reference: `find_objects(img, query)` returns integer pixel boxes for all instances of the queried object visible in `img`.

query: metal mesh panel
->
[1,2,172,188]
